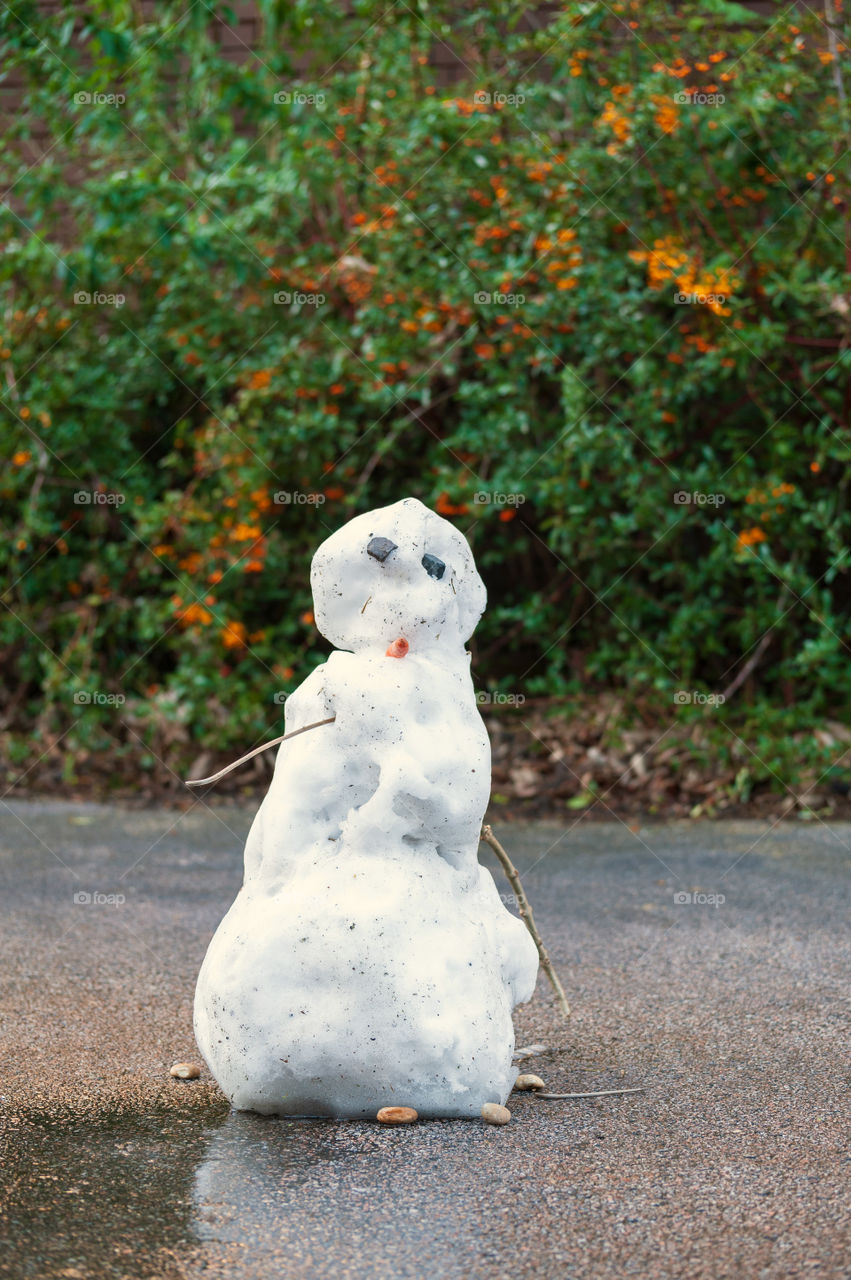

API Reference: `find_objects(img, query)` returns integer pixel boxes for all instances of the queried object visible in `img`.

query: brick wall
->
[1,0,785,143]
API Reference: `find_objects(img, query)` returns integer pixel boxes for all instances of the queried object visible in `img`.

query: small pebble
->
[481,1103,511,1125]
[513,1043,547,1059]
[170,1062,201,1080]
[514,1073,545,1091]
[376,1106,418,1125]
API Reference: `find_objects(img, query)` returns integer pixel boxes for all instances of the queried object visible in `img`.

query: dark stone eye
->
[367,537,397,562]
[422,553,445,580]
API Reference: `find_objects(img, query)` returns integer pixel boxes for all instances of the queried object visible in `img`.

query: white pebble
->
[481,1102,511,1125]
[170,1062,201,1080]
[513,1044,547,1059]
[514,1073,545,1091]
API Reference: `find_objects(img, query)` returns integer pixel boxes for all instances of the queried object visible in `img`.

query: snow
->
[194,497,539,1117]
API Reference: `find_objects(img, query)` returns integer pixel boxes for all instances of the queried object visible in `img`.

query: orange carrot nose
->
[385,637,409,659]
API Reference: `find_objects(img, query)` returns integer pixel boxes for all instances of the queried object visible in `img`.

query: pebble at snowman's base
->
[194,497,539,1118]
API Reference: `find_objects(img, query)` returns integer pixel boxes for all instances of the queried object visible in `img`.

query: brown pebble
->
[169,1062,201,1080]
[514,1073,545,1091]
[376,1106,418,1124]
[481,1103,511,1125]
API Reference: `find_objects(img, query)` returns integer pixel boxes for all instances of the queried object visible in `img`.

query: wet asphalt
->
[0,799,848,1279]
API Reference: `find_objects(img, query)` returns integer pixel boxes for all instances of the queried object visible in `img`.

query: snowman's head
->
[310,497,486,655]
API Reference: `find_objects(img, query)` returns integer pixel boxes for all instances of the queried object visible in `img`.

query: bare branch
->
[480,822,571,1020]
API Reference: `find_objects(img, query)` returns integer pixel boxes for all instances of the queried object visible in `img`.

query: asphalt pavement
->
[0,800,848,1279]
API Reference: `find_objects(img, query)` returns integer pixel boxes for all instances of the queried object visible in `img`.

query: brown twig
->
[480,823,571,1020]
[719,582,793,705]
[534,1088,644,1099]
[824,0,846,109]
[185,717,337,787]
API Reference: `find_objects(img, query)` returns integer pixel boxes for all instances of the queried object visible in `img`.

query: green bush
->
[1,0,849,782]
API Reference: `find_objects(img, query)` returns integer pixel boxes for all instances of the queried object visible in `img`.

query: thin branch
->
[534,1087,644,1099]
[720,586,790,703]
[785,335,842,349]
[185,716,336,787]
[824,0,846,108]
[480,822,571,1020]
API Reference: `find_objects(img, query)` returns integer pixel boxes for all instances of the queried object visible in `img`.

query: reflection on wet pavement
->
[1,1104,227,1279]
[186,1111,495,1278]
[3,1105,503,1279]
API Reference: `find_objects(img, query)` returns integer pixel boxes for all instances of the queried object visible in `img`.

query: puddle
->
[1,1104,494,1279]
[1,1106,424,1279]
[0,1104,228,1279]
[185,1112,487,1278]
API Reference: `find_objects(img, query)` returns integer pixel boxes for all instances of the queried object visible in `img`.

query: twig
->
[824,0,846,108]
[720,629,775,703]
[185,717,336,787]
[720,586,790,703]
[480,823,570,1020]
[534,1087,644,1099]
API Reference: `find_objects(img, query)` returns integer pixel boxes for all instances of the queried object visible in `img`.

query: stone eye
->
[421,553,445,580]
[367,537,397,562]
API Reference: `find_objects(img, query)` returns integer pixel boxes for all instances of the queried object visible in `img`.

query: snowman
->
[194,496,539,1117]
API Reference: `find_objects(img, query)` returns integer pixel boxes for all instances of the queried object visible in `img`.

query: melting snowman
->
[194,496,539,1117]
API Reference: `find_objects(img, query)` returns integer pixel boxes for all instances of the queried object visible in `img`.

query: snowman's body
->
[194,498,539,1117]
